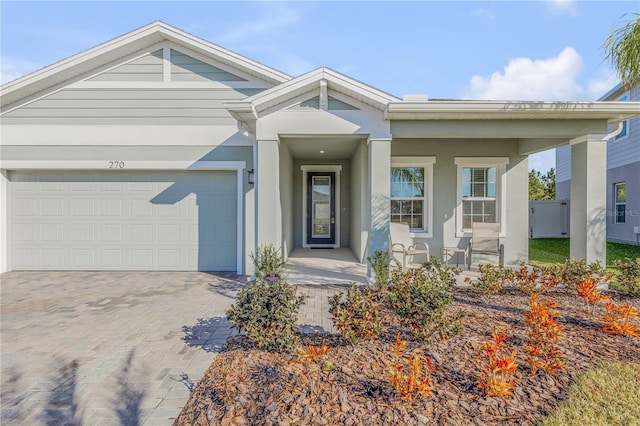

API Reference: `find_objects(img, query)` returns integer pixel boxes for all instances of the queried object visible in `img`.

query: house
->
[1,22,638,275]
[556,82,640,245]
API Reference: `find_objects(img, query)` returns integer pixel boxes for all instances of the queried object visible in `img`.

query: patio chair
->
[467,222,504,270]
[389,222,429,270]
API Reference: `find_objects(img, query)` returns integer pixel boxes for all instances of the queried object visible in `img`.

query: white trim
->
[163,46,171,82]
[391,156,436,238]
[236,168,244,274]
[455,157,509,238]
[301,165,342,248]
[0,160,246,171]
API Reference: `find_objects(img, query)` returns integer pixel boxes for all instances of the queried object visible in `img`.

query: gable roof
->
[224,67,400,126]
[1,21,291,109]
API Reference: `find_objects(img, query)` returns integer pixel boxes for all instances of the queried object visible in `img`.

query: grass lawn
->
[541,362,640,426]
[529,238,640,278]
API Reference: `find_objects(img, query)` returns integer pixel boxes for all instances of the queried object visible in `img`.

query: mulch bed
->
[175,288,640,425]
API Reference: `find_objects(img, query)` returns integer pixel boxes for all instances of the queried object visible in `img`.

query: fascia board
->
[385,101,640,121]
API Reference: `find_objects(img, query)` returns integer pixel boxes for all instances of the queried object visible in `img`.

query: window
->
[461,167,497,229]
[455,157,509,236]
[390,157,435,235]
[615,182,626,224]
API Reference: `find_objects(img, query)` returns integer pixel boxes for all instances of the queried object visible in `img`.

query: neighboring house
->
[1,22,638,275]
[556,82,640,245]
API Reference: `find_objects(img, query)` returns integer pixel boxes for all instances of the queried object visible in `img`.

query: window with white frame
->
[614,182,626,224]
[455,157,509,236]
[390,157,435,235]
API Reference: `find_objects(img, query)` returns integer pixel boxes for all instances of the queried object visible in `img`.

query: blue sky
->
[1,0,637,172]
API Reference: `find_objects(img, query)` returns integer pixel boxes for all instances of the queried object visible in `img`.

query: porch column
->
[368,138,392,259]
[256,139,282,250]
[569,134,608,265]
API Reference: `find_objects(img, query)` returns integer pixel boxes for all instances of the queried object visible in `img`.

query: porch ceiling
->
[280,136,364,160]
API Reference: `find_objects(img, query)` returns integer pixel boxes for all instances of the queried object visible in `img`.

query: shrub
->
[602,302,639,337]
[251,244,286,282]
[389,333,435,403]
[368,250,390,291]
[522,293,566,376]
[329,285,384,344]
[388,261,464,341]
[557,257,609,290]
[476,331,518,398]
[576,278,609,317]
[471,264,516,294]
[614,258,640,297]
[226,279,307,351]
[515,262,562,295]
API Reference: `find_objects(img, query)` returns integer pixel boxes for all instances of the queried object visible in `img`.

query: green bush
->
[226,279,307,351]
[368,250,390,291]
[329,285,384,344]
[557,257,609,290]
[251,244,286,282]
[471,264,516,294]
[388,260,464,341]
[614,258,640,297]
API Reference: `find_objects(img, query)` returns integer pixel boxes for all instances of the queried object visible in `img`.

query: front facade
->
[2,22,638,275]
[556,82,640,244]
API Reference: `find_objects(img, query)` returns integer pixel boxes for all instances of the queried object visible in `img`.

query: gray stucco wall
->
[350,141,369,263]
[391,138,529,266]
[279,142,295,257]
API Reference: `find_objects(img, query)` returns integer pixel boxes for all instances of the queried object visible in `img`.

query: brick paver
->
[0,271,344,425]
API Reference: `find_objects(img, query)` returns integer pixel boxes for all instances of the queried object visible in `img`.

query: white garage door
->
[10,171,237,271]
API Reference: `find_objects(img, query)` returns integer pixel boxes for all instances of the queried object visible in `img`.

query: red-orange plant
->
[577,278,609,316]
[476,331,518,398]
[602,302,639,337]
[389,333,435,403]
[523,293,566,376]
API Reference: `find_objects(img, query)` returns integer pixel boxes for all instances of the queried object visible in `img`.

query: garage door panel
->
[11,171,237,271]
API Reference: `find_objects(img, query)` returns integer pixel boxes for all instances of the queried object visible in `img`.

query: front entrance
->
[306,172,336,245]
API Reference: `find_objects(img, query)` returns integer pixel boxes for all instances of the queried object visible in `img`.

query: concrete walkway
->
[0,270,346,425]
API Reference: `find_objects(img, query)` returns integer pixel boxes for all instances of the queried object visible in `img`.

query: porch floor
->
[284,248,368,286]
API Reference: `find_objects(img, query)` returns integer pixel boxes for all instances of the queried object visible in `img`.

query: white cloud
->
[586,68,620,100]
[463,47,585,101]
[471,8,496,20]
[544,0,578,16]
[212,3,312,76]
[1,57,41,85]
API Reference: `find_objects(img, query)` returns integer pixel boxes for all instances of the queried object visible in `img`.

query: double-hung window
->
[614,182,626,224]
[455,157,509,236]
[390,157,435,236]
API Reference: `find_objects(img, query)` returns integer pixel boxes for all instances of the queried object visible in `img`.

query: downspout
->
[606,120,625,140]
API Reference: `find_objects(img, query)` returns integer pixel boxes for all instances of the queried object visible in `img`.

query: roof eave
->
[385,101,640,121]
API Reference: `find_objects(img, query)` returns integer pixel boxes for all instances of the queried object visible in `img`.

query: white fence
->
[529,199,570,239]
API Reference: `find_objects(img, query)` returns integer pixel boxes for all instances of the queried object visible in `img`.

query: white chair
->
[467,222,504,270]
[390,222,429,270]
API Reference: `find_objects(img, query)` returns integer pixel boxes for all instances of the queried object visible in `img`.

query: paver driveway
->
[0,271,246,425]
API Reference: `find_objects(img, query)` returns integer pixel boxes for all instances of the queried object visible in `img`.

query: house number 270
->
[108,161,125,169]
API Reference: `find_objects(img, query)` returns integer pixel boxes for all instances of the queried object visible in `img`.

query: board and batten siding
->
[1,48,267,126]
